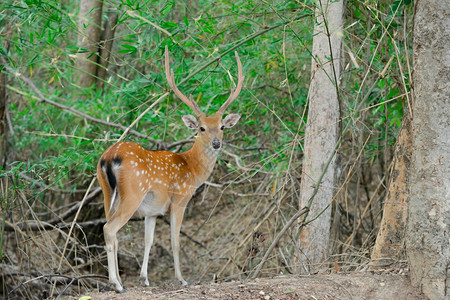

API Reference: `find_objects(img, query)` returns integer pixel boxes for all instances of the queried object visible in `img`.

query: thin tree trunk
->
[296,0,343,273]
[75,0,104,88]
[0,64,7,168]
[0,24,11,168]
[97,7,118,89]
[371,112,412,265]
[406,0,450,298]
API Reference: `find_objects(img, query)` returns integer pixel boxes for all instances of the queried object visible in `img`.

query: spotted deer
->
[97,46,244,292]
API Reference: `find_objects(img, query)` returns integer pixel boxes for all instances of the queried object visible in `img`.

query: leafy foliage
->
[1,0,320,186]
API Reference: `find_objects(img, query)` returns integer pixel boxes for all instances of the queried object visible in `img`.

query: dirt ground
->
[61,273,425,300]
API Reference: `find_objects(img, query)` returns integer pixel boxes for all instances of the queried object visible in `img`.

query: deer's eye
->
[220,125,225,131]
[200,127,206,132]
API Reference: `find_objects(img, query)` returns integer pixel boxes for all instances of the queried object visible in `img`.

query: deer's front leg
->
[170,203,188,285]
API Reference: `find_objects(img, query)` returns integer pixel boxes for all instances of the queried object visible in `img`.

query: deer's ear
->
[182,115,198,129]
[223,113,241,128]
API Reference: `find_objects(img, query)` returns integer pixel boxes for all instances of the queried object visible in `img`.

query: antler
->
[165,46,203,116]
[217,51,245,115]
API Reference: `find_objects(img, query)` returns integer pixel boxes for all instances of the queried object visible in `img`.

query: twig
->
[166,138,195,150]
[222,149,255,172]
[118,92,169,141]
[19,172,93,194]
[52,178,96,297]
[342,173,385,251]
[4,78,163,146]
[279,247,294,274]
[161,217,207,249]
[55,274,108,300]
[127,10,173,37]
[250,84,291,97]
[23,130,116,143]
[223,141,271,152]
[176,13,312,87]
[7,272,108,298]
[3,187,102,231]
[55,215,208,249]
[251,206,309,279]
[222,149,271,175]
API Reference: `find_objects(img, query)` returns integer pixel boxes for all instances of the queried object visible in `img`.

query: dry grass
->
[1,142,391,299]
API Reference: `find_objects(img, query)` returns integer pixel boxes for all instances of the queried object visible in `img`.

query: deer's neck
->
[181,139,219,186]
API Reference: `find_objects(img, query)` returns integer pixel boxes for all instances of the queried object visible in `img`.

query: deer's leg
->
[139,216,157,286]
[104,220,124,292]
[104,194,143,293]
[170,202,188,285]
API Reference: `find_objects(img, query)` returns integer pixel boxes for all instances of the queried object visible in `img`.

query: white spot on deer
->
[183,182,186,188]
[136,171,140,176]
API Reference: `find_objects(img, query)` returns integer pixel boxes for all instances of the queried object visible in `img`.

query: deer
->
[97,46,244,293]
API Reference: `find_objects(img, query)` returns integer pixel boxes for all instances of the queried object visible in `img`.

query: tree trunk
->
[0,63,7,168]
[296,0,343,273]
[97,7,119,89]
[0,24,11,168]
[406,0,450,298]
[371,112,412,266]
[75,0,103,88]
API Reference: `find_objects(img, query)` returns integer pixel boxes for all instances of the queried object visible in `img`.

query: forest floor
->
[61,273,425,300]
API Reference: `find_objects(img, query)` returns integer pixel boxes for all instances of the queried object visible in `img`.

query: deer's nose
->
[212,139,221,150]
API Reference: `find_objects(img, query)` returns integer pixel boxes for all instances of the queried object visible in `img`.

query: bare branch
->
[3,187,102,231]
[251,207,309,279]
[2,63,163,146]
